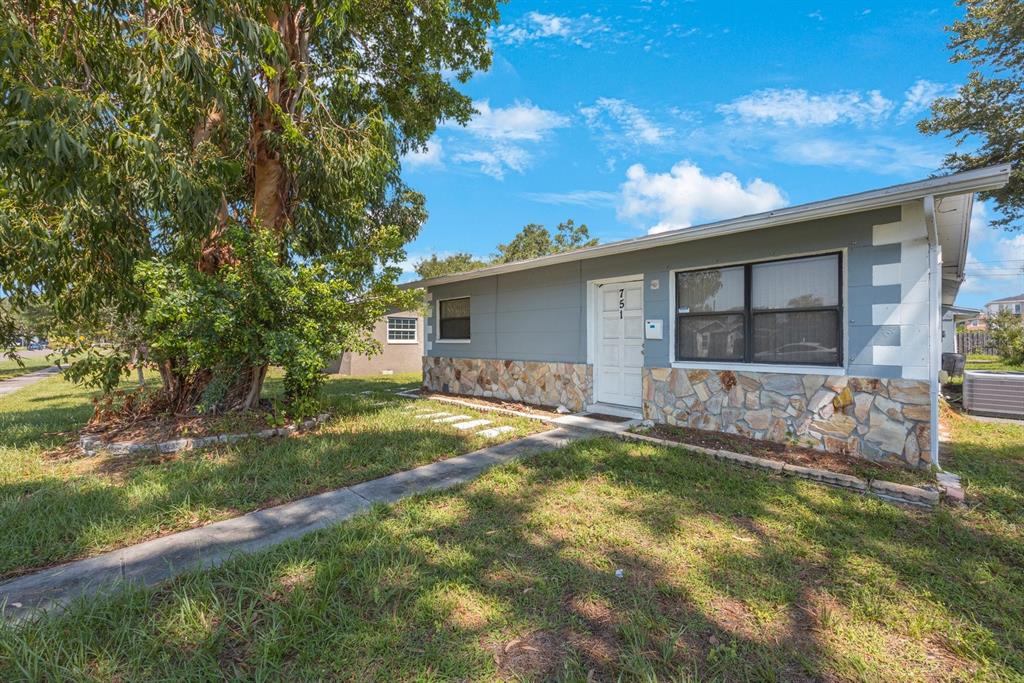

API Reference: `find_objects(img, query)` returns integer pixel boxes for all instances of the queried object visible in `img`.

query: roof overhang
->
[400,164,1012,290]
[942,305,981,321]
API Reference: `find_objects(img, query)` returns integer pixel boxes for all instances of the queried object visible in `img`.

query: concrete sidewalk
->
[0,366,61,398]
[0,427,585,623]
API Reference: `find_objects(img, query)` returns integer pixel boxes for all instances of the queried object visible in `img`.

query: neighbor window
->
[386,317,417,343]
[438,297,471,341]
[675,253,841,366]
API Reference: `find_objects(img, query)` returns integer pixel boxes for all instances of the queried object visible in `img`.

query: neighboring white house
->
[985,293,1024,319]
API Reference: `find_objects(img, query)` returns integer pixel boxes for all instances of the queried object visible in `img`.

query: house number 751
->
[618,289,625,319]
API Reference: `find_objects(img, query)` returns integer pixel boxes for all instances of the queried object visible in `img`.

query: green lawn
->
[2,411,1021,680]
[0,372,538,579]
[0,356,52,381]
[965,353,1024,373]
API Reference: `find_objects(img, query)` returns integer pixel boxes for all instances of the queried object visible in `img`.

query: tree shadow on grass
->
[9,436,1023,679]
[0,416,496,579]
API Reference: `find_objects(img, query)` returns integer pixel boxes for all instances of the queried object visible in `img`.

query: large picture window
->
[675,253,842,366]
[438,297,471,341]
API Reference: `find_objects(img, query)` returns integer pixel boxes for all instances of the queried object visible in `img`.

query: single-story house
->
[325,310,424,376]
[403,165,1011,469]
[942,306,981,354]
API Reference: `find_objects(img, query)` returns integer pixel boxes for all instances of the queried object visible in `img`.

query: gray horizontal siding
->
[426,205,905,377]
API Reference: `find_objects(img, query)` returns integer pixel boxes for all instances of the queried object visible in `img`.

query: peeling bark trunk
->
[253,5,304,241]
[158,5,308,415]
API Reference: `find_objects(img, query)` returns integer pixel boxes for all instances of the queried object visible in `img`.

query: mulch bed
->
[637,423,933,486]
[80,411,272,444]
[414,389,562,417]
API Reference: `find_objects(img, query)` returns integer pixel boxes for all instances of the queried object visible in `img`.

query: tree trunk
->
[155,5,306,415]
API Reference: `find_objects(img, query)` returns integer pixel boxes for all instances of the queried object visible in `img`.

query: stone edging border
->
[618,430,942,509]
[395,389,556,423]
[398,390,947,509]
[80,413,331,457]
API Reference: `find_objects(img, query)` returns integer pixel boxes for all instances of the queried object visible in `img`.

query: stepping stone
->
[476,426,515,438]
[433,415,471,423]
[414,412,450,419]
[452,419,491,431]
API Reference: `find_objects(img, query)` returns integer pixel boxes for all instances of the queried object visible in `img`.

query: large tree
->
[919,0,1024,229]
[0,1,499,414]
[414,252,487,279]
[413,218,597,279]
[492,219,597,263]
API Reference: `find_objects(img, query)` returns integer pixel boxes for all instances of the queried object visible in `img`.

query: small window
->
[438,297,471,341]
[386,317,417,343]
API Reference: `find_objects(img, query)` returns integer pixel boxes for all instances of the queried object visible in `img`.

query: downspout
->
[923,196,942,469]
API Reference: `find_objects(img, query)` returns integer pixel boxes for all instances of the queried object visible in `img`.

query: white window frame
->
[386,316,418,344]
[435,296,472,344]
[668,248,848,375]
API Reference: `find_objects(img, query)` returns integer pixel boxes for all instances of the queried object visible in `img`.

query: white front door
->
[595,280,644,407]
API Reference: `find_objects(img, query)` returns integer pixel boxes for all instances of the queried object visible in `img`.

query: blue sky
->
[399,0,1023,308]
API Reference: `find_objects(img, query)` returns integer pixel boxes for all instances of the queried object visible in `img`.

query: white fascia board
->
[400,164,1011,291]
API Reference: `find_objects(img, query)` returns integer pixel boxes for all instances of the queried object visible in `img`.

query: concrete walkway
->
[0,427,585,623]
[0,366,60,398]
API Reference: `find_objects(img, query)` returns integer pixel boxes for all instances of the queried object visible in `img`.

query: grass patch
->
[2,418,1022,680]
[965,354,1024,373]
[946,354,1024,389]
[0,356,52,381]
[0,372,538,578]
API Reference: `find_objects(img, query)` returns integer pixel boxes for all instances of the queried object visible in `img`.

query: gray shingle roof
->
[988,293,1024,304]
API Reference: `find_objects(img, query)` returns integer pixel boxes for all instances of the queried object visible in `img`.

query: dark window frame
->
[437,297,471,341]
[674,252,844,367]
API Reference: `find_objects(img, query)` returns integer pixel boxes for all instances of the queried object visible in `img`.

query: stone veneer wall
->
[644,368,931,468]
[423,357,592,412]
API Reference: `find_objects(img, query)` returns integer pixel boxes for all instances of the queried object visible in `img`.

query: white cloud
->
[898,79,952,119]
[969,201,992,243]
[493,12,606,48]
[522,190,618,207]
[452,145,530,180]
[961,244,1024,295]
[618,161,788,234]
[403,140,443,169]
[717,88,894,127]
[961,220,1024,295]
[447,100,568,180]
[580,98,673,145]
[775,137,940,174]
[809,10,824,21]
[463,100,570,141]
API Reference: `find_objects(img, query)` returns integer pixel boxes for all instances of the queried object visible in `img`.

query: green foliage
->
[0,1,499,411]
[413,219,598,281]
[135,224,417,413]
[414,252,488,279]
[988,308,1024,365]
[493,219,597,263]
[919,0,1024,229]
[552,218,598,252]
